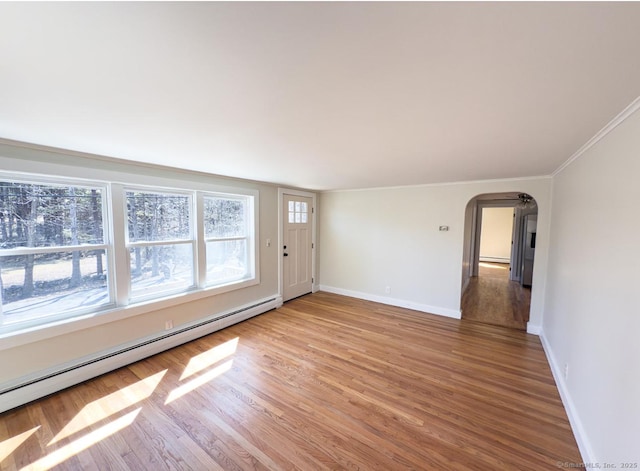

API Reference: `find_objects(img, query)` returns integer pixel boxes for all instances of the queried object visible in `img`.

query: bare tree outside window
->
[125,190,194,300]
[0,181,110,324]
[204,195,250,285]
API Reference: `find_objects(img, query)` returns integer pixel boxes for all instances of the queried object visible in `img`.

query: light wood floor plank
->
[0,292,581,470]
[461,262,531,330]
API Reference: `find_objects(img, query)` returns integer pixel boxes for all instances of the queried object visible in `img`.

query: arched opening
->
[460,192,538,330]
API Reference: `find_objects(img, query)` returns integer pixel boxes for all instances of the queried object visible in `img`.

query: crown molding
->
[0,137,283,189]
[553,95,640,177]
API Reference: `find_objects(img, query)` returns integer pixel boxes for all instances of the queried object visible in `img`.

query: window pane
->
[295,212,301,223]
[0,182,104,248]
[204,197,246,238]
[295,201,301,212]
[1,250,109,322]
[288,212,295,223]
[129,244,194,299]
[301,212,308,223]
[127,192,191,242]
[288,201,294,211]
[206,240,248,285]
[301,202,308,213]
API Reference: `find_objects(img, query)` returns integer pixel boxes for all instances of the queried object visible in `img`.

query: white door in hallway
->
[283,195,313,301]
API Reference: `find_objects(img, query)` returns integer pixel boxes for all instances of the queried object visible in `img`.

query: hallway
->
[461,262,531,330]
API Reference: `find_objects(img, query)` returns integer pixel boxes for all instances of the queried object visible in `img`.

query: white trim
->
[0,163,261,344]
[110,183,130,305]
[472,198,522,278]
[479,256,510,263]
[0,295,281,413]
[278,188,317,301]
[553,95,640,177]
[525,323,541,335]
[319,285,461,319]
[128,239,194,248]
[0,149,268,196]
[539,330,593,464]
[195,191,207,289]
[0,138,274,188]
[0,276,260,350]
[0,243,109,256]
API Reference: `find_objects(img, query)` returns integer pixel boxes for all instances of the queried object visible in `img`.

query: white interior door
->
[283,194,313,301]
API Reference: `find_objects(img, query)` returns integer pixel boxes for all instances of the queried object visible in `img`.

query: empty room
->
[1,2,639,470]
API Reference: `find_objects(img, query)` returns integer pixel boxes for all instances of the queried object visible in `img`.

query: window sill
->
[0,276,259,351]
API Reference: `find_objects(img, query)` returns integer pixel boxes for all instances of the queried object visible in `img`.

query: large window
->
[0,180,111,326]
[126,190,194,300]
[0,173,258,334]
[204,194,253,286]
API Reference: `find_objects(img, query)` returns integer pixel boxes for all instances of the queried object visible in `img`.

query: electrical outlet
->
[385,286,391,294]
[564,363,569,380]
[165,320,173,330]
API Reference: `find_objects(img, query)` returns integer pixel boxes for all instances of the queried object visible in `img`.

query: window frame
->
[123,186,197,303]
[0,174,115,331]
[0,170,260,338]
[202,192,256,289]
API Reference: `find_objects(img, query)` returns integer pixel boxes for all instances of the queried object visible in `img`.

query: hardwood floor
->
[461,262,531,331]
[0,292,580,470]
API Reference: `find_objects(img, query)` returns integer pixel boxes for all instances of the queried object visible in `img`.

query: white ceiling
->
[1,2,640,191]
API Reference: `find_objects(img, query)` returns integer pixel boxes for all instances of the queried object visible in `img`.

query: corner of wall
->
[319,285,462,320]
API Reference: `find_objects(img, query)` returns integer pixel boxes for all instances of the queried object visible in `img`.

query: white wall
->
[319,177,551,330]
[479,207,513,262]
[543,109,640,462]
[0,141,285,387]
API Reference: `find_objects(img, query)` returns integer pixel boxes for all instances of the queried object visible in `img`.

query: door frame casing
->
[470,199,538,282]
[471,199,519,280]
[278,188,318,300]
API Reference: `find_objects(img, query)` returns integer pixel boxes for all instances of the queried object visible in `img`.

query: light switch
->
[439,225,449,231]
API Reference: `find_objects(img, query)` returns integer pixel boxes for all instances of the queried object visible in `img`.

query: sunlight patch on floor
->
[180,337,238,381]
[166,359,233,404]
[48,369,166,446]
[0,426,40,462]
[23,408,141,471]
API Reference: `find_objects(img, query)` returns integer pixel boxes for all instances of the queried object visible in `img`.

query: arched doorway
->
[460,192,538,330]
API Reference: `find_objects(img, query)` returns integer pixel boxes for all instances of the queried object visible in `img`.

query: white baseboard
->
[526,323,542,335]
[0,295,281,413]
[319,285,461,319]
[479,257,510,263]
[539,330,594,465]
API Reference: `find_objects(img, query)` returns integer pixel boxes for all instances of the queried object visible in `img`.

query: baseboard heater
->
[0,295,282,413]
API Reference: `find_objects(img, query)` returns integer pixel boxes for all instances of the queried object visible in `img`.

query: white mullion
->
[204,236,248,243]
[110,183,130,306]
[195,192,206,289]
[128,239,193,249]
[249,193,258,281]
[99,181,115,310]
[0,244,110,257]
